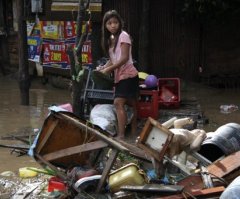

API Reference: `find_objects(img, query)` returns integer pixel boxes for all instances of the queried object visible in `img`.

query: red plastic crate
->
[137,90,159,119]
[158,78,180,108]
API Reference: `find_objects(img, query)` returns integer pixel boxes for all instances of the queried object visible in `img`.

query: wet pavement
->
[0,73,240,173]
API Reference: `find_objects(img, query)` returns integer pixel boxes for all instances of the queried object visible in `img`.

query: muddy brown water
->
[0,75,240,173]
[0,75,71,173]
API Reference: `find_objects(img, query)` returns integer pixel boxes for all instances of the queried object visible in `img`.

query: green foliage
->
[72,68,86,82]
[180,0,240,23]
[116,152,142,168]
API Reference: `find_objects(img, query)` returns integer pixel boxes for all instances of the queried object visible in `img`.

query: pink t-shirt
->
[109,31,138,83]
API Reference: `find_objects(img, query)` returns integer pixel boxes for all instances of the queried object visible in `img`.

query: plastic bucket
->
[199,123,240,162]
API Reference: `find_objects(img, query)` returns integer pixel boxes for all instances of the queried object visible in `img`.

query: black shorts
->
[114,76,139,99]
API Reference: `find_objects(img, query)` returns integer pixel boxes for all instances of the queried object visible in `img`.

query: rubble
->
[1,110,240,198]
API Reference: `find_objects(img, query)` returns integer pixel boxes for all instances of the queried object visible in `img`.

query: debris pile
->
[1,111,240,198]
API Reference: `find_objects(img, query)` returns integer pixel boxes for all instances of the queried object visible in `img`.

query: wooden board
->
[34,111,98,168]
[157,186,225,199]
[207,151,240,183]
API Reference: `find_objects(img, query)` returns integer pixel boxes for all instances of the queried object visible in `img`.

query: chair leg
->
[96,148,119,193]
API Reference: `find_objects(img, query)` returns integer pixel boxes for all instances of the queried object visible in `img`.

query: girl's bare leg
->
[127,99,138,135]
[114,97,127,139]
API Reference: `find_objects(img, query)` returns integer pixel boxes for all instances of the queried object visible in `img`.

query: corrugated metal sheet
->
[149,0,201,80]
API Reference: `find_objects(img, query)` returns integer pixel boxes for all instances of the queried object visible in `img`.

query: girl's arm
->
[101,43,130,74]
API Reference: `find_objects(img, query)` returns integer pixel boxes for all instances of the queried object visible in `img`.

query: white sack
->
[90,104,133,136]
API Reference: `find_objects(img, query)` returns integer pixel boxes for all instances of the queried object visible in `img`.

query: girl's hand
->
[101,67,111,74]
[96,65,105,71]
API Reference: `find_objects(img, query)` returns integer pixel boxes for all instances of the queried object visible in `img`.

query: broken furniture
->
[32,111,234,197]
[33,111,186,196]
[137,117,174,162]
[207,150,240,184]
[135,117,205,177]
[136,117,224,190]
[136,117,183,179]
[33,111,151,193]
[81,67,114,118]
[159,186,225,199]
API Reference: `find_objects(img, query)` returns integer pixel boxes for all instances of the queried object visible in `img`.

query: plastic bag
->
[90,104,117,136]
[90,104,133,136]
[220,104,238,114]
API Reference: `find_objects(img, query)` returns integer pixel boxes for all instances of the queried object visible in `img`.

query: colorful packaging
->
[27,36,42,62]
[81,40,92,65]
[41,21,64,40]
[42,40,74,68]
[64,21,77,39]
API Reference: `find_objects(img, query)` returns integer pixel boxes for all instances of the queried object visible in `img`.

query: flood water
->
[181,81,240,132]
[0,74,71,173]
[0,74,240,173]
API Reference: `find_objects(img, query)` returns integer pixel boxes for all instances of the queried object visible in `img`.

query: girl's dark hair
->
[101,10,124,56]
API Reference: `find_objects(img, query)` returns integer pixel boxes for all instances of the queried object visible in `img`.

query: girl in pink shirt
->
[97,10,139,139]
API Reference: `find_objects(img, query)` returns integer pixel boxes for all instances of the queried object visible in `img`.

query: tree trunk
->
[67,46,86,117]
[67,0,90,117]
[17,0,30,105]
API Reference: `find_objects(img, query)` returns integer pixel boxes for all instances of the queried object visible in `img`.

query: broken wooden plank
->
[59,112,129,152]
[1,134,35,142]
[96,149,119,193]
[43,140,108,161]
[36,120,58,153]
[0,143,29,150]
[207,151,240,182]
[182,186,225,198]
[158,186,225,199]
[177,174,204,192]
[35,153,67,180]
[12,136,30,144]
[35,112,98,167]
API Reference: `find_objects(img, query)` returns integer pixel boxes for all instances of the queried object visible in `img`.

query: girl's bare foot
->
[115,135,125,140]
